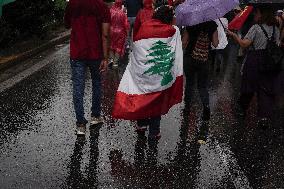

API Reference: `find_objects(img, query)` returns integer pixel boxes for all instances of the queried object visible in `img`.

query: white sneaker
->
[76,124,86,136]
[90,116,104,125]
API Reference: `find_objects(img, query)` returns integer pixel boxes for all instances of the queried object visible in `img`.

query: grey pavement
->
[0,43,283,189]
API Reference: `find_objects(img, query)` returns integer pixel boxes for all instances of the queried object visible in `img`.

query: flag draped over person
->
[112,19,183,120]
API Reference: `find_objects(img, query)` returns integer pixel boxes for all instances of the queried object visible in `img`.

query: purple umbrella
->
[176,0,239,26]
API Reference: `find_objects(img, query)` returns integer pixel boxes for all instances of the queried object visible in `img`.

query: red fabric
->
[64,0,111,60]
[134,19,176,42]
[133,0,154,39]
[112,76,183,120]
[229,6,253,30]
[110,0,129,56]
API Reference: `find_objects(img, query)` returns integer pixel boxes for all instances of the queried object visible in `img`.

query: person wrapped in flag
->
[112,5,183,140]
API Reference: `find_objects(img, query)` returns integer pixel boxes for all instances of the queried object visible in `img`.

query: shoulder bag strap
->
[258,24,270,40]
[218,18,226,30]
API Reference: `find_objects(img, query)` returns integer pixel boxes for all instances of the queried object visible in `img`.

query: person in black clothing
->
[182,21,219,120]
[124,0,143,48]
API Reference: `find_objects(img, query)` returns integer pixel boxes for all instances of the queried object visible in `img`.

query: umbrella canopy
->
[243,0,284,7]
[175,0,239,26]
[0,0,16,17]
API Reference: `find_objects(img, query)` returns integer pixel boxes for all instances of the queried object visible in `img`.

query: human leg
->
[127,17,136,49]
[70,60,88,125]
[88,60,102,122]
[184,56,196,108]
[197,62,210,120]
[239,93,254,117]
[148,116,161,140]
[113,52,120,67]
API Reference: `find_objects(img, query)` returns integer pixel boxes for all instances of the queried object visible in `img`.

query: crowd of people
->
[64,0,283,141]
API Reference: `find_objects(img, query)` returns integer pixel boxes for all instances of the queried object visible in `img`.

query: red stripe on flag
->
[112,76,183,120]
[134,19,176,42]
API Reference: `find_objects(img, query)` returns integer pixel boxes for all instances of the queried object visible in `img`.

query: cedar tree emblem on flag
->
[144,41,175,86]
[112,22,183,120]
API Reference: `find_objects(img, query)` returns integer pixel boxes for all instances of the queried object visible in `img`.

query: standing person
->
[64,0,111,136]
[133,0,154,39]
[110,0,129,68]
[112,5,183,141]
[212,17,228,73]
[228,7,282,128]
[124,0,143,48]
[182,21,219,120]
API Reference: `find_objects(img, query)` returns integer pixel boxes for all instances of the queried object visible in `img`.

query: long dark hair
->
[258,7,277,26]
[152,5,174,24]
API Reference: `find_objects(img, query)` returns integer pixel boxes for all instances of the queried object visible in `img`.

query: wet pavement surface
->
[0,44,283,189]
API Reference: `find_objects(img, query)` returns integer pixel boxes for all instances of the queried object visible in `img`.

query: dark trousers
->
[240,90,275,119]
[240,51,278,119]
[184,56,210,108]
[215,49,225,68]
[137,116,161,137]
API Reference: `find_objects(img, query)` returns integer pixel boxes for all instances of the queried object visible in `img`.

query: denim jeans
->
[137,116,161,138]
[127,17,136,48]
[184,56,210,108]
[70,59,102,125]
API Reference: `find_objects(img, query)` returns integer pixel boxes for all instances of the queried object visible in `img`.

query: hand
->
[99,59,108,73]
[226,29,234,36]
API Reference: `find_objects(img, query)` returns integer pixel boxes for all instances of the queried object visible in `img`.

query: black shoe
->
[202,106,210,121]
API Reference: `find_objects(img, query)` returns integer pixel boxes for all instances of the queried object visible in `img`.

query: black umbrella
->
[242,0,284,7]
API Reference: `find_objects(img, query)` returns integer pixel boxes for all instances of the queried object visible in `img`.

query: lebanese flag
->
[112,19,183,120]
[228,6,254,30]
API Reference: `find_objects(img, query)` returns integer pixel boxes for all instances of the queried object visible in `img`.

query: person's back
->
[111,3,128,31]
[185,21,218,57]
[64,0,111,136]
[133,0,154,38]
[246,24,280,50]
[65,0,110,60]
[125,0,143,17]
[110,0,129,65]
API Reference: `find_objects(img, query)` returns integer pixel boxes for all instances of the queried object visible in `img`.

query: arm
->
[99,3,111,72]
[211,30,219,48]
[228,30,252,48]
[181,29,189,50]
[102,23,110,60]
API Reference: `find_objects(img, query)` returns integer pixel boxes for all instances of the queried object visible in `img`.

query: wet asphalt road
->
[0,43,284,189]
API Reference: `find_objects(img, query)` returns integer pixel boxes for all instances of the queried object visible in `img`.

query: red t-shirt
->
[64,0,111,60]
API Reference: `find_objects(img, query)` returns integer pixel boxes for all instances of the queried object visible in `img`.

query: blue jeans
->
[70,60,102,125]
[127,17,136,48]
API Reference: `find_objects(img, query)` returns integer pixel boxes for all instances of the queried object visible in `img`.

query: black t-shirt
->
[125,0,143,17]
[185,21,218,55]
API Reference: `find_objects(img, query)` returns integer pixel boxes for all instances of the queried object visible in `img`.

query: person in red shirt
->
[110,0,129,67]
[133,0,154,39]
[64,0,111,136]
